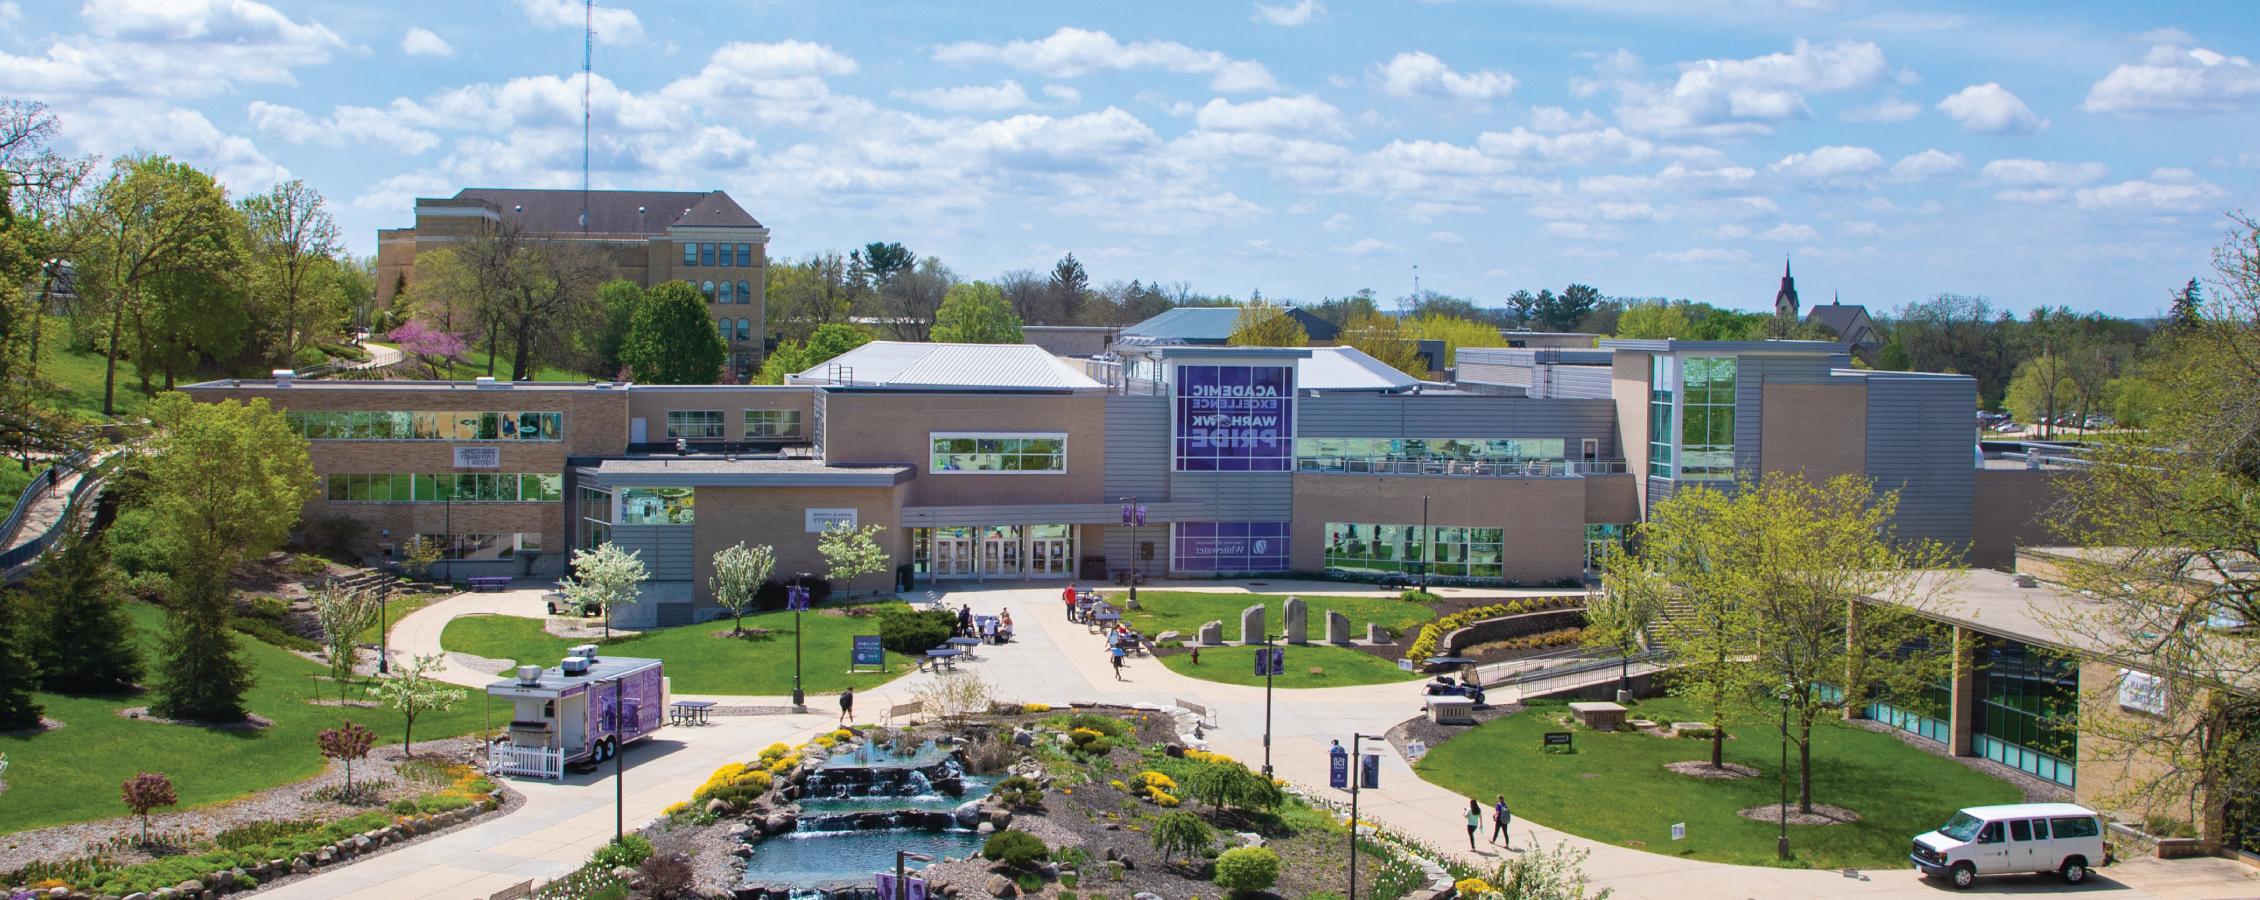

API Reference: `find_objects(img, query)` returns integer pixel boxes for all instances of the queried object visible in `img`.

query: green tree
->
[142,392,316,722]
[75,155,243,415]
[1536,283,1602,332]
[1047,253,1090,324]
[709,541,775,636]
[1149,810,1214,865]
[1226,298,1307,347]
[1341,311,1428,377]
[1405,312,1507,365]
[1181,758,1282,812]
[370,653,465,756]
[27,532,142,694]
[765,252,860,340]
[0,593,43,730]
[311,584,380,702]
[623,280,726,384]
[1599,483,1760,768]
[317,721,376,792]
[589,279,646,378]
[1613,301,1693,339]
[930,281,1024,343]
[240,179,342,367]
[1212,846,1279,895]
[563,541,648,639]
[756,323,870,384]
[2005,354,2074,437]
[818,521,890,598]
[851,241,916,284]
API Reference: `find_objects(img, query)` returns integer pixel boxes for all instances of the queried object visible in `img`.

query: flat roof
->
[1887,568,2110,656]
[1298,346,1424,392]
[583,457,911,487]
[485,654,661,695]
[183,378,625,393]
[789,341,1104,391]
[1598,338,1848,354]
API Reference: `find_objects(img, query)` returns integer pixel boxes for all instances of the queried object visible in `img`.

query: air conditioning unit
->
[516,665,542,686]
[560,656,591,676]
[568,643,600,661]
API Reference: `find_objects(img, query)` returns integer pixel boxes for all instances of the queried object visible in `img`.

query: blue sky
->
[5,1,2256,318]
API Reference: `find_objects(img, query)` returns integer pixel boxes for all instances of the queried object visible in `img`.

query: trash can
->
[895,563,914,593]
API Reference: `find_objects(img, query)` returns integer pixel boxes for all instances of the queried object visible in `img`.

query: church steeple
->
[1774,257,1800,321]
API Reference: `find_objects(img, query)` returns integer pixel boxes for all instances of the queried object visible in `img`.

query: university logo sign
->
[1174,364,1294,472]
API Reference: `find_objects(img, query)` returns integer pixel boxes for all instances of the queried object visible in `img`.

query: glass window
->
[666,410,725,439]
[2051,817,2099,839]
[929,433,1067,473]
[701,281,716,302]
[578,486,613,524]
[1678,356,1737,480]
[719,317,731,337]
[620,487,695,525]
[1649,355,1675,478]
[682,242,697,266]
[1172,521,1289,573]
[736,318,751,342]
[745,410,803,438]
[413,533,543,560]
[737,243,752,266]
[718,280,734,304]
[1323,522,1503,583]
[719,242,735,267]
[700,242,715,266]
[290,410,560,442]
[2009,820,2032,842]
[737,280,750,305]
[1974,637,2079,787]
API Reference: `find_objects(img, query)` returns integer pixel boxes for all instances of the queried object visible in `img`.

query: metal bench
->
[466,576,512,593]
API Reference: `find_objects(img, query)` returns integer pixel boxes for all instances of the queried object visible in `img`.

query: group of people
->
[953,603,1014,643]
[1465,794,1514,850]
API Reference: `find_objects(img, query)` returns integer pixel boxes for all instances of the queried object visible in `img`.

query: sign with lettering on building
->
[1174,364,1294,471]
[805,508,858,532]
[452,446,501,469]
[1173,521,1290,573]
[2117,668,2166,716]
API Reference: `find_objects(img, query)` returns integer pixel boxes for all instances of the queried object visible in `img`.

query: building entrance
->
[911,524,1075,580]
[980,526,1021,576]
[932,529,974,576]
[1029,524,1073,576]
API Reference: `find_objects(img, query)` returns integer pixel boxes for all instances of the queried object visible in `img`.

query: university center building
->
[184,338,2045,627]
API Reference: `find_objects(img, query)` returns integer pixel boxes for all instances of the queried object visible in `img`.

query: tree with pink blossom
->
[388,320,467,377]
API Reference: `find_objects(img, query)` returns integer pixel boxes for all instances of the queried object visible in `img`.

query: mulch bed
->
[0,736,492,876]
[1737,803,1862,826]
[1665,761,1760,779]
[0,716,67,738]
[114,708,276,731]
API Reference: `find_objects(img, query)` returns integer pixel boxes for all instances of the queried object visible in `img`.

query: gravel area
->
[0,736,490,875]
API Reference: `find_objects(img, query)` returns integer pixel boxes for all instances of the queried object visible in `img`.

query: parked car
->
[1992,422,2022,433]
[2085,415,2116,430]
[1911,802,2109,889]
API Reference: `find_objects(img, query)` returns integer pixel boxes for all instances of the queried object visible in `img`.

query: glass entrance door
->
[932,528,974,577]
[980,526,1021,576]
[1027,524,1073,577]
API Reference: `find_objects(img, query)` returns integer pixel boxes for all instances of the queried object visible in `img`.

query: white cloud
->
[1475,127,1654,167]
[1338,237,1400,256]
[0,0,344,100]
[1042,84,1082,104]
[1704,223,1751,239]
[1769,145,1883,179]
[934,27,1277,93]
[517,0,640,45]
[1253,0,1321,27]
[401,27,452,57]
[351,171,452,213]
[2074,168,2228,213]
[1936,83,2046,134]
[0,2,19,27]
[1322,212,1353,231]
[1544,221,1621,241]
[1529,106,1605,132]
[1887,148,1964,181]
[1980,158,2107,187]
[1651,247,1751,265]
[1193,95,1346,136]
[1428,230,1465,244]
[1840,97,1920,123]
[2086,38,2260,115]
[71,100,289,194]
[1761,222,1820,242]
[251,101,443,154]
[1371,51,1517,102]
[1600,39,1889,137]
[894,81,1032,113]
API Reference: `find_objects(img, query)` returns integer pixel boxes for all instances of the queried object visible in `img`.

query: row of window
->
[412,533,543,560]
[703,280,754,304]
[1322,522,1508,580]
[659,410,805,440]
[326,473,563,503]
[714,318,754,342]
[682,242,756,268]
[285,411,563,442]
[930,433,1067,473]
[621,487,695,525]
[1647,356,1737,480]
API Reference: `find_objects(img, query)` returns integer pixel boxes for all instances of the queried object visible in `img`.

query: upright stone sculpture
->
[1283,596,1309,645]
[1367,623,1389,645]
[1327,611,1351,645]
[1197,620,1224,646]
[1240,604,1266,644]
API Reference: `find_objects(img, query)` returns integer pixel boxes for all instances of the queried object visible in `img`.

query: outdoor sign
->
[874,873,928,900]
[1404,740,1427,761]
[852,635,885,669]
[1254,646,1285,677]
[2118,669,2167,716]
[1359,750,1380,789]
[786,586,812,612]
[1328,742,1348,789]
[1173,364,1294,471]
[1397,658,1415,672]
[806,508,858,532]
[1543,732,1574,748]
[452,446,501,469]
[1171,521,1291,573]
[1671,823,1686,842]
[1121,504,1147,527]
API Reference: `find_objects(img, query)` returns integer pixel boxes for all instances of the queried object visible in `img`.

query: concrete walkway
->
[358,583,2260,900]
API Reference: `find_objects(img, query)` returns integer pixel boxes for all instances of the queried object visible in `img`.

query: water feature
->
[741,739,992,896]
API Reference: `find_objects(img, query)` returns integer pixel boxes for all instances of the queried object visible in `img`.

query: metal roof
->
[1120,306,1339,344]
[1298,346,1424,392]
[788,341,1105,391]
[430,188,763,234]
[1598,338,1847,354]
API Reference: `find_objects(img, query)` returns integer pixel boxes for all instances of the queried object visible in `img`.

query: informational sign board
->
[806,508,858,532]
[874,873,928,900]
[2118,669,2167,716]
[1543,731,1574,748]
[1359,751,1381,789]
[852,635,885,670]
[1172,521,1290,573]
[1254,646,1285,677]
[1329,743,1349,789]
[1671,823,1686,842]
[1404,740,1427,761]
[452,446,501,469]
[1174,364,1294,471]
[1397,658,1415,672]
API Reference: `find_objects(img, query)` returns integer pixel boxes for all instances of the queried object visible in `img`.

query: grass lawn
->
[0,603,496,834]
[0,464,35,514]
[357,592,447,647]
[1415,696,2022,869]
[1155,643,1421,687]
[438,600,921,695]
[433,348,584,383]
[1103,589,1438,643]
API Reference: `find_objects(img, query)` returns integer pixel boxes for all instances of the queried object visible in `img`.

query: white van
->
[1911,802,2110,889]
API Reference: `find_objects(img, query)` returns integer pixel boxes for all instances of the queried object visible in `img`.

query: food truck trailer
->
[484,645,666,779]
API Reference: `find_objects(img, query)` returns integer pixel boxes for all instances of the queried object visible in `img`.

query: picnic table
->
[669,700,715,726]
[946,636,982,658]
[1088,609,1122,632]
[466,576,512,593]
[923,648,961,672]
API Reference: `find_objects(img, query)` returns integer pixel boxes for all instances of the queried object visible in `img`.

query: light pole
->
[1261,633,1278,777]
[1119,495,1142,584]
[892,849,932,900]
[614,676,626,843]
[1417,495,1429,593]
[789,574,812,709]
[1777,683,1792,861]
[377,590,390,674]
[1348,732,1385,899]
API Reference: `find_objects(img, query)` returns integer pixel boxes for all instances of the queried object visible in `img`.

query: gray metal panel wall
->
[1167,471,1293,521]
[1732,355,1840,474]
[1455,361,1530,389]
[1863,375,1976,551]
[1298,395,1618,457]
[609,523,695,580]
[1101,396,1171,566]
[810,388,828,455]
[1644,476,1675,519]
[1542,366,1613,400]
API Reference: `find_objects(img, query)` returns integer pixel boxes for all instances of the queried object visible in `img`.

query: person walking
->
[838,687,855,726]
[958,603,974,637]
[1109,643,1127,681]
[1465,799,1482,851]
[1491,794,1513,848]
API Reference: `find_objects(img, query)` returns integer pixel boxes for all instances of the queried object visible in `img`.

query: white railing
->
[487,740,565,779]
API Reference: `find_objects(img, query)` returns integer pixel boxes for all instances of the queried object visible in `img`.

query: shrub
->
[121,772,178,844]
[878,607,955,655]
[994,775,1044,808]
[751,577,833,612]
[758,742,791,761]
[214,818,323,850]
[638,851,696,899]
[591,834,653,869]
[1456,876,1500,896]
[1400,589,1442,604]
[1150,811,1212,863]
[1183,759,1282,813]
[1212,846,1280,894]
[318,721,377,792]
[1022,702,1051,713]
[982,830,1049,871]
[1405,597,1580,662]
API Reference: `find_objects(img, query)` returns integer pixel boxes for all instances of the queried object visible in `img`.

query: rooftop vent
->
[473,376,509,389]
[637,206,646,214]
[568,643,599,662]
[271,368,295,387]
[516,665,542,686]
[559,656,591,676]
[2013,573,2038,588]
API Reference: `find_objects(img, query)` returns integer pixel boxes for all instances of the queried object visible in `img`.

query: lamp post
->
[892,849,932,900]
[1348,732,1385,899]
[788,574,813,709]
[1261,632,1278,777]
[614,675,626,843]
[1777,682,1792,861]
[377,591,390,674]
[1119,495,1143,584]
[1417,495,1429,593]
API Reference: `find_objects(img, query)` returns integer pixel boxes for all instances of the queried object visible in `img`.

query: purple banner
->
[1175,365,1294,471]
[1173,521,1290,573]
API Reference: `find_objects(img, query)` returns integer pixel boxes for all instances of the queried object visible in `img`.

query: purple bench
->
[466,576,512,592]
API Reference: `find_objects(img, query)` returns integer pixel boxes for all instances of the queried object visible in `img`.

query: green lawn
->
[1415,696,2022,869]
[1155,643,1422,687]
[1104,589,1438,643]
[0,465,35,514]
[0,603,496,834]
[433,348,584,383]
[357,592,446,647]
[438,601,921,695]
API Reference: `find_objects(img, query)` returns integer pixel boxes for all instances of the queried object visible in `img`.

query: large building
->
[376,188,770,377]
[183,337,2059,626]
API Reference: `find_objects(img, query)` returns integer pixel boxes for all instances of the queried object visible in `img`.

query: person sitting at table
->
[998,608,1014,641]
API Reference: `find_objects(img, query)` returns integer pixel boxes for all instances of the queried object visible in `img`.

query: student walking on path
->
[838,687,855,726]
[1109,644,1127,681]
[1491,794,1513,848]
[1063,584,1079,621]
[1466,799,1482,851]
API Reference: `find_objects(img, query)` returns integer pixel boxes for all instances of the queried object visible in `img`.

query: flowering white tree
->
[709,542,775,635]
[818,522,891,598]
[311,584,380,701]
[371,653,466,756]
[562,541,648,638]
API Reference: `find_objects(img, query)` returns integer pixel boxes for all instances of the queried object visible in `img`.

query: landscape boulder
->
[1197,620,1223,646]
[1239,604,1265,644]
[1283,596,1308,644]
[1327,610,1351,644]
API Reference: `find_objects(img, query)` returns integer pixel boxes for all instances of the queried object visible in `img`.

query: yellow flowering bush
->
[1109,779,1129,791]
[1067,727,1106,753]
[768,754,803,776]
[759,743,790,762]
[664,801,690,817]
[830,728,854,741]
[1022,703,1051,713]
[690,761,777,808]
[1456,877,1498,895]
[812,734,839,749]
[1183,748,1234,766]
[1152,790,1181,807]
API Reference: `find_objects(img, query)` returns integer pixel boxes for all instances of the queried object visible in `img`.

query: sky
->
[4,0,2257,319]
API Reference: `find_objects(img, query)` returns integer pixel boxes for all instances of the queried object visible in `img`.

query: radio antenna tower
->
[580,0,592,233]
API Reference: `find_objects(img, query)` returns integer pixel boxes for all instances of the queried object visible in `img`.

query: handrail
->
[0,450,91,549]
[0,452,102,574]
[1296,456,1628,478]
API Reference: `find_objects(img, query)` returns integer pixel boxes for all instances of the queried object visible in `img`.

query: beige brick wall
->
[820,392,1108,507]
[2072,660,2225,835]
[1583,473,1639,524]
[1760,381,1868,482]
[625,387,814,440]
[1290,474,1591,584]
[1611,352,1651,506]
[1972,469,2071,570]
[688,483,909,603]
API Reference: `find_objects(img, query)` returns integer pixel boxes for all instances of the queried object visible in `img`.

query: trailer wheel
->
[595,737,614,761]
